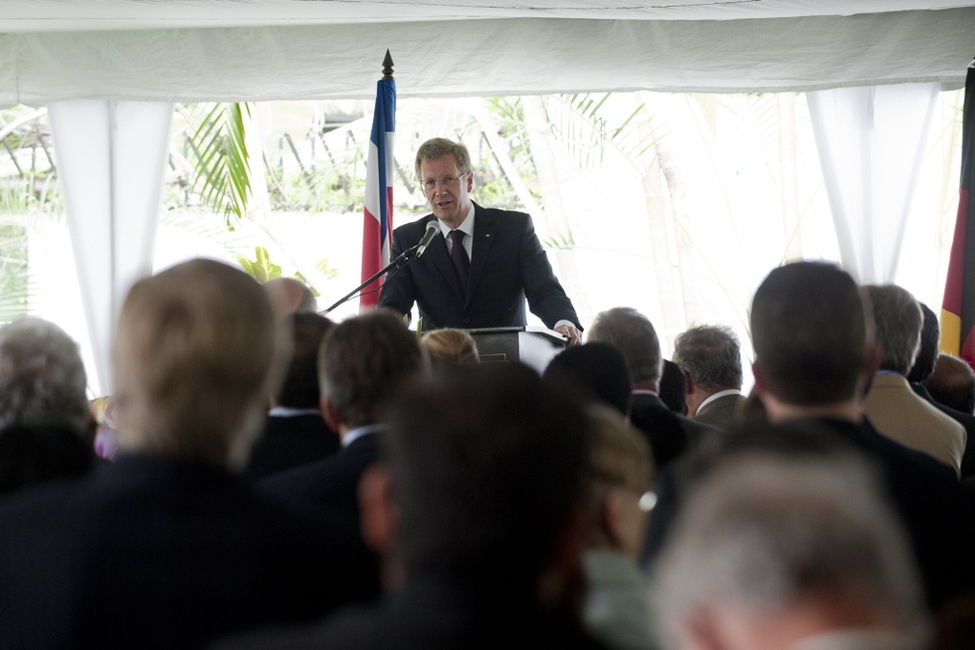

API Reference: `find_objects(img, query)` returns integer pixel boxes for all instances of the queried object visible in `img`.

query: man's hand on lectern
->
[554,323,582,346]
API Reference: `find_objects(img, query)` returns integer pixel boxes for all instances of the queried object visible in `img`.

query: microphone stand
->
[322,243,422,314]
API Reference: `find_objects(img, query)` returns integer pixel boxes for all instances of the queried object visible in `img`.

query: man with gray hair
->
[653,451,929,650]
[588,307,719,469]
[0,317,96,495]
[0,317,91,436]
[672,324,746,430]
[862,284,966,476]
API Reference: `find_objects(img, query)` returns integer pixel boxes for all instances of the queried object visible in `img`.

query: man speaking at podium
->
[378,138,583,345]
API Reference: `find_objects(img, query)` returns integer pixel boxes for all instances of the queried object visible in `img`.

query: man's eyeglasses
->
[422,171,470,191]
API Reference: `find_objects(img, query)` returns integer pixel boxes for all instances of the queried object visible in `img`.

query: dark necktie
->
[449,229,470,294]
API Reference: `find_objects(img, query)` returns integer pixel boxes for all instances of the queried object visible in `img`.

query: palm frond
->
[187,103,252,225]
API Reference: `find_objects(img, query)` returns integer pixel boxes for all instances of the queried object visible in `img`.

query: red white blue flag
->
[360,53,396,310]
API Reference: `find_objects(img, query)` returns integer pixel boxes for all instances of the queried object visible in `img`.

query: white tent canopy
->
[1,1,973,394]
[1,1,974,105]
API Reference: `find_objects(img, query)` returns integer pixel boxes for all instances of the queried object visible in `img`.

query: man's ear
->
[321,395,341,432]
[751,362,766,396]
[682,368,696,396]
[358,462,397,555]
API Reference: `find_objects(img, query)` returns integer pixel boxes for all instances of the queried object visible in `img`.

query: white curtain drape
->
[47,100,173,394]
[807,83,940,284]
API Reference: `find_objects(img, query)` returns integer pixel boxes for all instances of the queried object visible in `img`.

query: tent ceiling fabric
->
[1,2,974,103]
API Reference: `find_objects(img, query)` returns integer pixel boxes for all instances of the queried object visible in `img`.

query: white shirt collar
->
[438,202,476,239]
[697,388,741,412]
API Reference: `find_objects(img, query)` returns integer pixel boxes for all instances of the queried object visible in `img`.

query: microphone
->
[415,220,440,258]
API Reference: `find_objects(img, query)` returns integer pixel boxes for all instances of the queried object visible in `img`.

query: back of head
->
[653,451,926,648]
[113,259,280,468]
[864,284,922,375]
[542,342,632,415]
[750,261,869,406]
[588,307,662,385]
[276,313,333,409]
[414,137,472,178]
[0,317,89,435]
[658,359,688,414]
[385,363,592,579]
[673,324,743,391]
[907,302,940,383]
[263,277,317,316]
[420,328,479,366]
[923,354,975,415]
[319,309,424,429]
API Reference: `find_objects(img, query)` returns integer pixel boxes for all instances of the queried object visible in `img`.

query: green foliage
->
[236,246,281,283]
[0,220,30,322]
[184,103,252,225]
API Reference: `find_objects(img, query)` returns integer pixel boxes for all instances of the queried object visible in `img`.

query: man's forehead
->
[420,155,460,175]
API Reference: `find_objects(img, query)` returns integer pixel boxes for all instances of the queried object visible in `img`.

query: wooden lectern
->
[467,327,568,374]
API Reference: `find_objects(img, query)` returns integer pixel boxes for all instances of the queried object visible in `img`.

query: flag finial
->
[383,50,395,80]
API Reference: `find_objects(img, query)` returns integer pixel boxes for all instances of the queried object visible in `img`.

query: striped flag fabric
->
[360,52,396,310]
[940,61,975,367]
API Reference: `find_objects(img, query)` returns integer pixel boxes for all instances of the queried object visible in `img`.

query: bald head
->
[264,277,316,317]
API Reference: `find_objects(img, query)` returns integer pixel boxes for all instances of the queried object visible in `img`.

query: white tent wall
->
[808,83,941,284]
[47,100,173,394]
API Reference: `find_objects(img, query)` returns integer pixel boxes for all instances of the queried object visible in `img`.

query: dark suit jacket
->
[0,454,374,650]
[377,204,580,330]
[217,571,607,650]
[641,416,975,610]
[242,413,340,483]
[628,392,723,470]
[256,430,381,534]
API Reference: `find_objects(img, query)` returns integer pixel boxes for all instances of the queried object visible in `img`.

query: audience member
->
[588,307,721,470]
[907,302,941,384]
[901,302,975,479]
[243,312,340,482]
[420,327,479,366]
[862,285,966,476]
[221,363,603,648]
[726,261,975,608]
[653,450,928,650]
[658,359,687,415]
[0,259,371,649]
[264,276,317,316]
[543,342,632,416]
[925,354,975,416]
[257,309,424,592]
[0,317,95,495]
[583,405,655,650]
[672,324,746,430]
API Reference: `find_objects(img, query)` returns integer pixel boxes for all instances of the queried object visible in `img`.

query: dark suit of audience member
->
[0,318,97,495]
[587,307,723,470]
[219,364,604,650]
[0,260,372,649]
[673,324,747,432]
[257,310,425,596]
[244,313,339,482]
[646,261,975,610]
[0,425,94,496]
